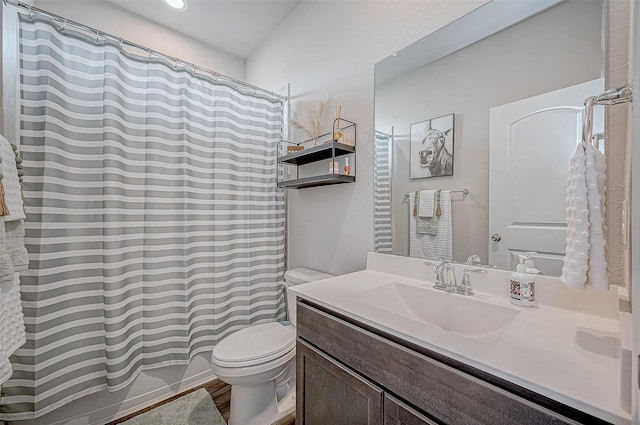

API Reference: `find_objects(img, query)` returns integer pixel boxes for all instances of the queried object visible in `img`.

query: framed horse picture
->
[410,114,454,179]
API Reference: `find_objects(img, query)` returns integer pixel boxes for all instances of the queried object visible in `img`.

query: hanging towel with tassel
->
[0,149,9,217]
[410,191,452,261]
[561,143,609,290]
[415,190,439,235]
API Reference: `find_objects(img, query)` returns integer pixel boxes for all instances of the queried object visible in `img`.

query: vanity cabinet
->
[296,300,609,425]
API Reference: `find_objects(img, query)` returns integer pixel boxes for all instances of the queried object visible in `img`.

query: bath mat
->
[120,388,226,425]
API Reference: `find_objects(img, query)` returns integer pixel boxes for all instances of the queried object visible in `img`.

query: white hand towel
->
[5,220,29,272]
[0,272,26,386]
[561,144,590,289]
[0,284,14,386]
[561,143,609,290]
[2,273,26,357]
[410,191,452,261]
[0,348,13,387]
[417,190,436,218]
[0,135,25,221]
[584,143,608,290]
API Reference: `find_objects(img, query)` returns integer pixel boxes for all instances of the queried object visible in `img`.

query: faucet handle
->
[433,261,449,291]
[456,269,475,296]
[465,254,482,266]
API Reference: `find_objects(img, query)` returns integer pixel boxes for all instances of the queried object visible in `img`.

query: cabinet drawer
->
[384,394,438,425]
[297,301,585,425]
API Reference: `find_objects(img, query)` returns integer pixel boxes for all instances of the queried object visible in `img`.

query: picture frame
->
[410,113,454,179]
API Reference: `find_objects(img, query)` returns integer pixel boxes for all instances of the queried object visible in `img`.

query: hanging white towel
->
[5,220,29,272]
[0,286,14,386]
[584,143,608,289]
[417,190,436,218]
[3,273,26,355]
[560,143,609,290]
[0,273,26,386]
[409,191,452,261]
[0,218,15,281]
[0,135,25,221]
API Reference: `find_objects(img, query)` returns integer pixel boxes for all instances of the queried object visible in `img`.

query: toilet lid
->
[211,322,295,367]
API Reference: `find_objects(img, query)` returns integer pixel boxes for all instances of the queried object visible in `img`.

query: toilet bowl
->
[210,268,333,425]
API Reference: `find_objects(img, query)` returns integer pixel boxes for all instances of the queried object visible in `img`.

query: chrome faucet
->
[431,261,485,295]
[433,261,457,292]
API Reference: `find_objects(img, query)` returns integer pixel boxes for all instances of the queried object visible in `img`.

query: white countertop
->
[289,255,631,424]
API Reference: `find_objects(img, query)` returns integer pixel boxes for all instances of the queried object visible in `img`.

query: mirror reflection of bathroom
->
[374,0,605,276]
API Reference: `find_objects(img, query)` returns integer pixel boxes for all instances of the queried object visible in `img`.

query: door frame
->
[632,1,639,422]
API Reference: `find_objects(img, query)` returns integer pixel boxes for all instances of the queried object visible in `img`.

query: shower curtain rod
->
[2,0,287,102]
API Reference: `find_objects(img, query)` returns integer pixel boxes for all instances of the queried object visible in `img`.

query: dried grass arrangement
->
[290,101,327,145]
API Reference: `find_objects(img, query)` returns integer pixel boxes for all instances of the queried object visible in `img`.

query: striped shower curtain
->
[0,16,285,420]
[374,131,392,254]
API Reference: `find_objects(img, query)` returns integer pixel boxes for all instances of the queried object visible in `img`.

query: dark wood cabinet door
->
[384,394,439,425]
[296,339,384,425]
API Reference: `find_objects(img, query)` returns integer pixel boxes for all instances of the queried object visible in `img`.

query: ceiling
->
[105,0,302,59]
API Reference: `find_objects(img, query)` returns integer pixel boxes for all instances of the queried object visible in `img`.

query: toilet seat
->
[212,322,295,368]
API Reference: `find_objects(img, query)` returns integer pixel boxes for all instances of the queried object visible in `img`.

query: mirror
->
[373,0,605,276]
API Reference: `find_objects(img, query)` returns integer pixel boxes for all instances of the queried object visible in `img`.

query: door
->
[384,394,437,425]
[489,78,604,274]
[296,339,383,425]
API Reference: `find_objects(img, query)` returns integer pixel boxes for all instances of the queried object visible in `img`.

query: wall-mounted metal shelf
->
[277,174,355,189]
[277,118,356,189]
[278,141,354,165]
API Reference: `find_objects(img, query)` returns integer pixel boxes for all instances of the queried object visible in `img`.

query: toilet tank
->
[284,268,333,326]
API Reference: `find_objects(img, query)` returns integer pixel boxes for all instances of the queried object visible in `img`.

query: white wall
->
[246,0,488,276]
[35,0,245,80]
[375,0,603,264]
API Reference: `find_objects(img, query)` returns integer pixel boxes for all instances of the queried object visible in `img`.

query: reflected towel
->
[417,190,436,218]
[410,191,452,261]
[561,143,608,290]
[415,190,439,235]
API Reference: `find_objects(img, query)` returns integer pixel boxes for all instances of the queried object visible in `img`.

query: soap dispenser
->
[523,252,543,275]
[509,256,535,307]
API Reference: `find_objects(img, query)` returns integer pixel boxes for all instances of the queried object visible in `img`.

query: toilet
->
[210,268,333,425]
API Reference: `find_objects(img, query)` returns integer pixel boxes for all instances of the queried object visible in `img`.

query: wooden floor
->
[108,378,295,425]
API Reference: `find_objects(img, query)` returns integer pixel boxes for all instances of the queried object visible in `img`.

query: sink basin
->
[350,282,520,339]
